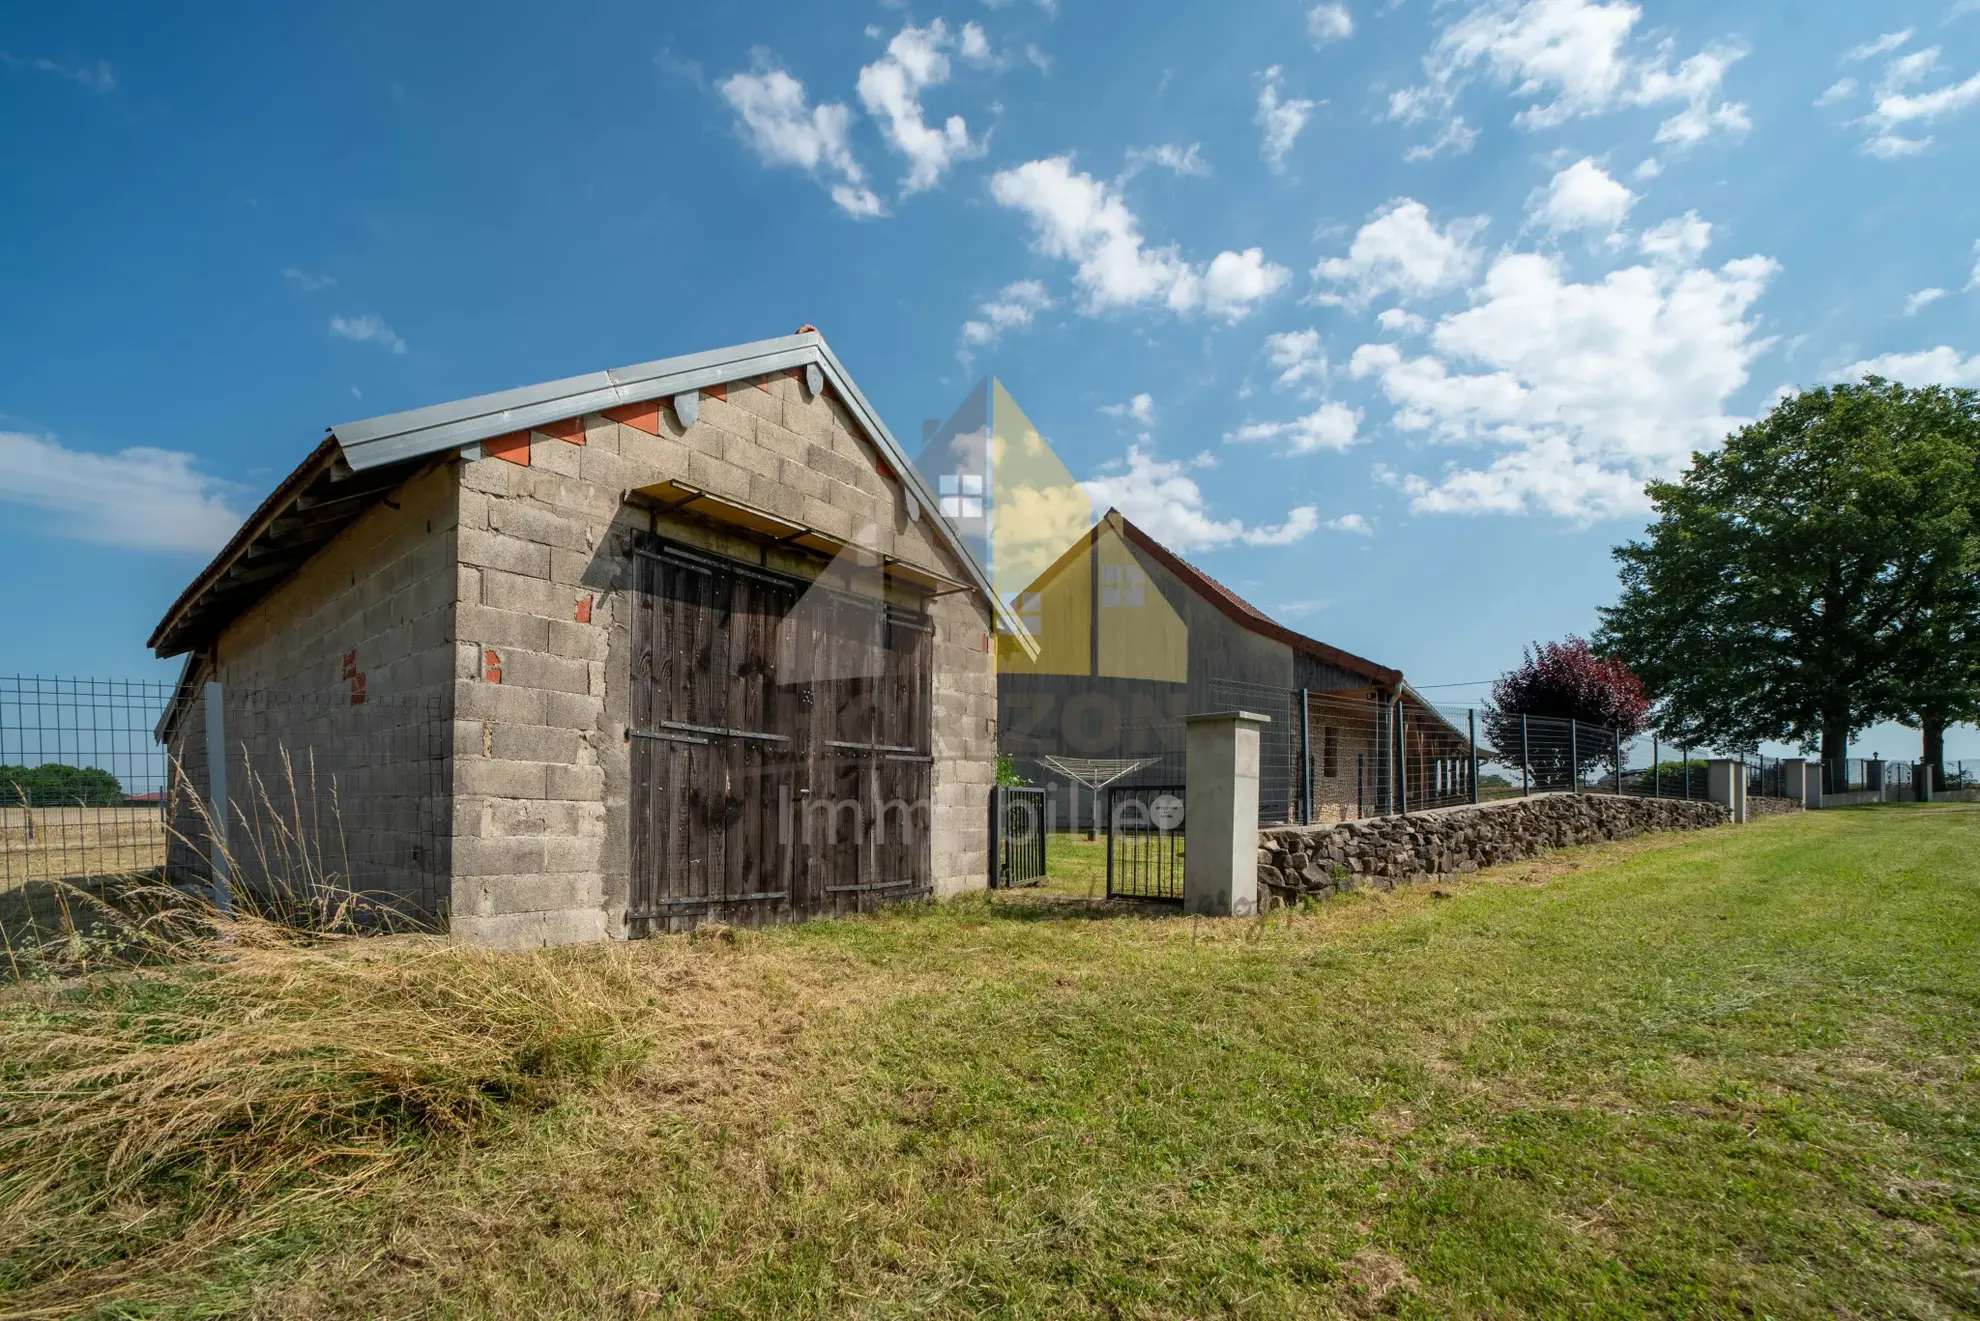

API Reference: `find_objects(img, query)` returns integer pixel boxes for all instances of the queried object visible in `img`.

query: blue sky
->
[3,0,1978,757]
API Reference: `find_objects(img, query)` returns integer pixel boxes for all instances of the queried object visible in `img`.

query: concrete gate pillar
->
[1184,711,1270,917]
[1706,758,1748,823]
[1780,759,1821,810]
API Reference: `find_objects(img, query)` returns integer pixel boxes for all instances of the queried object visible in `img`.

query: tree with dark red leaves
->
[1483,638,1649,787]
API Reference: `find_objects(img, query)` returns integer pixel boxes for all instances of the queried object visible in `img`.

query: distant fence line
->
[2,675,446,918]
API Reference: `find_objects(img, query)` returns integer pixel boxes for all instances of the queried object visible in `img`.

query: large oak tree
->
[1596,379,1980,786]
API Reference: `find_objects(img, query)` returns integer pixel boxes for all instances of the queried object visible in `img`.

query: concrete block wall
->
[450,367,997,947]
[165,463,460,917]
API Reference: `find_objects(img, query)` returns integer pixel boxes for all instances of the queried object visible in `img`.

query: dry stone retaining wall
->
[1257,793,1728,902]
[1747,794,1805,818]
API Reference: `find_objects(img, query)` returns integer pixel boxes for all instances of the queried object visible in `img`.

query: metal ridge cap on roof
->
[329,331,824,472]
[1105,509,1403,687]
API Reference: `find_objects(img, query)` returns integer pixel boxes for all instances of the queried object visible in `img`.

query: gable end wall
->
[450,369,995,948]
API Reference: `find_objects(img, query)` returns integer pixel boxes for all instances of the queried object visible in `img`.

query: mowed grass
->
[4,807,1979,1318]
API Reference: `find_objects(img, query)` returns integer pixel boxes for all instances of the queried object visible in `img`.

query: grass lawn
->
[4,806,1979,1317]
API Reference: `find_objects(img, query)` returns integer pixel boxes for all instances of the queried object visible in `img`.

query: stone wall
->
[1747,794,1805,818]
[451,368,996,948]
[1257,793,1728,901]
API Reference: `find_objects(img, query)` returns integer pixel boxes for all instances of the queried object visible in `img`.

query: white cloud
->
[1876,45,1941,92]
[1080,444,1319,550]
[959,21,993,67]
[281,267,334,292]
[1326,512,1373,534]
[0,429,242,552]
[1287,402,1362,452]
[1377,308,1428,333]
[1315,198,1486,305]
[1840,346,1980,386]
[1225,401,1363,453]
[1401,115,1480,161]
[1264,328,1328,391]
[958,279,1052,355]
[1101,392,1156,424]
[329,314,406,354]
[719,64,883,217]
[1903,288,1948,315]
[1391,0,1750,155]
[1348,228,1779,519]
[1202,248,1293,317]
[1527,157,1635,232]
[857,20,983,194]
[1256,66,1315,173]
[1863,132,1934,157]
[990,156,1288,320]
[1859,51,1980,156]
[0,51,116,93]
[1971,238,1980,290]
[1638,211,1713,265]
[1815,77,1857,107]
[1124,142,1210,177]
[1640,45,1753,144]
[1309,4,1354,44]
[1844,30,1912,62]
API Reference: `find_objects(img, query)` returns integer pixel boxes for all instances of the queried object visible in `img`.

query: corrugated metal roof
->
[152,329,1021,655]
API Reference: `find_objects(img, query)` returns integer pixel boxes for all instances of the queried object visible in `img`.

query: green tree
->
[1597,379,1980,788]
[1880,391,1980,787]
[0,763,127,807]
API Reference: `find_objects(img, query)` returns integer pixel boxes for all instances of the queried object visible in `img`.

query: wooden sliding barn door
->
[628,540,933,934]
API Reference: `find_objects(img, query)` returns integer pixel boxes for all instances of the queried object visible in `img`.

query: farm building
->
[149,329,1009,946]
[998,510,1474,827]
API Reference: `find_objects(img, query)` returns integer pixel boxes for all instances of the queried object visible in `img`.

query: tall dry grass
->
[0,894,652,1311]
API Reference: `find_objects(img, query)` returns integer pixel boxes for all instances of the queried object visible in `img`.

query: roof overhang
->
[150,330,1022,657]
[631,479,973,596]
[148,439,437,656]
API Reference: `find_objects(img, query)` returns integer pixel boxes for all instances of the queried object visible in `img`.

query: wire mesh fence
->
[2,676,448,925]
[1,676,175,889]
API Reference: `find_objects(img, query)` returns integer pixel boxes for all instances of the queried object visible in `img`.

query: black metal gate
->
[1104,783,1186,902]
[628,537,933,934]
[989,785,1047,887]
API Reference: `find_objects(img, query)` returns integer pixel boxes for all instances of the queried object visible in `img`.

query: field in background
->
[4,805,1978,1317]
[0,806,167,891]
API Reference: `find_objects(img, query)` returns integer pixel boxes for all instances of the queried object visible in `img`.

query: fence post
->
[1298,687,1312,826]
[1468,708,1479,805]
[988,785,1003,890]
[1652,736,1661,798]
[201,680,233,916]
[1682,746,1691,800]
[1570,720,1579,794]
[1396,699,1409,816]
[1612,728,1622,795]
[1521,715,1530,796]
[1103,786,1113,896]
[1707,757,1747,823]
[1183,710,1269,917]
